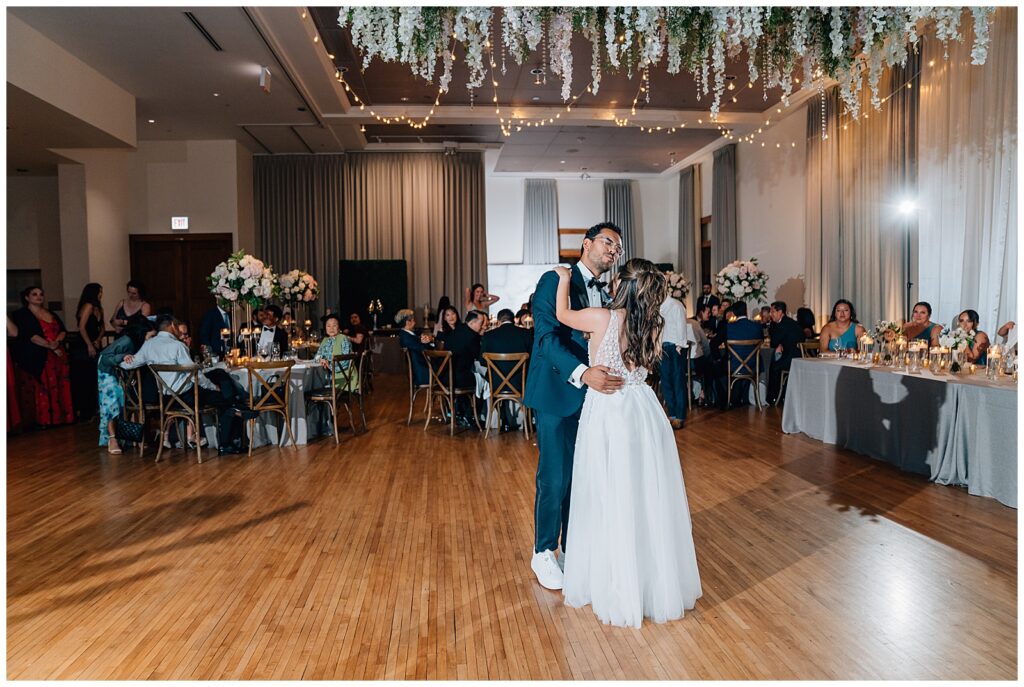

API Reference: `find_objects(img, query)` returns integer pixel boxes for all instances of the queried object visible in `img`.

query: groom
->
[524,222,625,590]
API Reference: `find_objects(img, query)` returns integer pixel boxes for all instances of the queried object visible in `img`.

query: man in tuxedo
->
[480,308,534,431]
[696,283,720,312]
[198,301,232,355]
[396,308,434,386]
[718,301,763,408]
[766,301,806,405]
[258,305,289,353]
[442,310,486,427]
[523,222,625,591]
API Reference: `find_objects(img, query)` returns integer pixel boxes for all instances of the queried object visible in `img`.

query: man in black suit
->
[397,308,434,386]
[198,301,232,356]
[696,283,720,312]
[479,308,534,431]
[441,310,486,427]
[766,300,806,405]
[718,301,763,408]
[258,305,290,354]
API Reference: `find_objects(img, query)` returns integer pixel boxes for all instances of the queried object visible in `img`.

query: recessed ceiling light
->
[531,96,540,102]
[560,160,566,164]
[147,119,155,123]
[400,96,409,102]
[213,92,219,97]
[609,100,618,105]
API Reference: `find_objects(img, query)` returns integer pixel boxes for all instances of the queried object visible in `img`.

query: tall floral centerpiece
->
[715,258,768,307]
[663,270,691,303]
[208,250,277,358]
[279,269,319,337]
[939,327,972,373]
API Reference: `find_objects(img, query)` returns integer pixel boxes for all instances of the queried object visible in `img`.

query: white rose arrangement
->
[663,270,691,301]
[715,258,768,304]
[278,269,320,303]
[208,250,278,308]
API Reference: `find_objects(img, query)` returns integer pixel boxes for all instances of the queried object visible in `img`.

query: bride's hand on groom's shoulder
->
[552,266,571,280]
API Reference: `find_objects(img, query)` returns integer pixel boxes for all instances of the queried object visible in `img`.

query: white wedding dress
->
[562,309,702,628]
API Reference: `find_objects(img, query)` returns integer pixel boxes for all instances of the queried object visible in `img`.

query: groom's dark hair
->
[584,222,622,243]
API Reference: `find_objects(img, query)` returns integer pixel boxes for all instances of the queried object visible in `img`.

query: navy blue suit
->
[399,328,433,386]
[198,306,231,356]
[722,316,764,406]
[523,267,592,555]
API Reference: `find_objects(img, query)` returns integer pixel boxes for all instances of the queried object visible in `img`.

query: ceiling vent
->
[184,12,224,51]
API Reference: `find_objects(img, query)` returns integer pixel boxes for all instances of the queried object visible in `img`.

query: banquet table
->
[198,360,331,448]
[370,329,404,375]
[781,357,1017,507]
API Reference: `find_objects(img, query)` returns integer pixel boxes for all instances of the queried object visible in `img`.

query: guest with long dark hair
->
[819,299,867,352]
[97,317,155,453]
[904,301,942,347]
[435,306,461,347]
[110,280,151,334]
[957,309,991,364]
[10,285,73,427]
[432,296,452,336]
[465,283,499,314]
[70,282,104,421]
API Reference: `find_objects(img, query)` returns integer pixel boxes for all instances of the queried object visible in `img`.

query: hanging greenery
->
[338,6,994,120]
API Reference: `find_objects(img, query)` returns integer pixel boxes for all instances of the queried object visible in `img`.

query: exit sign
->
[171,216,189,231]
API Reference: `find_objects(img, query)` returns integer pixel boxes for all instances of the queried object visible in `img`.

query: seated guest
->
[717,302,763,408]
[177,321,193,352]
[514,308,530,327]
[342,312,369,353]
[10,285,73,427]
[432,296,452,336]
[696,283,720,312]
[396,308,434,386]
[997,320,1017,352]
[766,301,806,405]
[957,310,990,364]
[435,306,461,348]
[315,313,359,391]
[465,283,499,314]
[819,299,867,352]
[472,309,491,333]
[258,305,289,353]
[120,315,236,452]
[796,307,817,339]
[658,294,692,429]
[718,299,732,319]
[903,301,941,347]
[97,318,155,454]
[480,308,533,432]
[443,310,486,427]
[198,300,232,356]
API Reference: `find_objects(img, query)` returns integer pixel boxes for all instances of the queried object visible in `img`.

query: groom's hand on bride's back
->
[582,365,624,394]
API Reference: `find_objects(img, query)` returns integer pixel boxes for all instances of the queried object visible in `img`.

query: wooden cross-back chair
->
[403,348,431,425]
[481,352,532,439]
[725,339,763,410]
[148,365,216,463]
[245,360,297,456]
[117,365,160,456]
[305,353,366,444]
[423,350,481,435]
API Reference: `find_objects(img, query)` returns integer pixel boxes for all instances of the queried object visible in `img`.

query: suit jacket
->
[442,323,481,389]
[398,328,433,386]
[769,316,806,369]
[523,268,590,417]
[724,317,764,374]
[198,306,231,355]
[696,293,721,311]
[480,322,534,390]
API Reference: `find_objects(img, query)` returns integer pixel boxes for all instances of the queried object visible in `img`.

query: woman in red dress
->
[10,286,73,427]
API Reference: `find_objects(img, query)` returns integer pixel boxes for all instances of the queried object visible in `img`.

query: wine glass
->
[258,341,271,360]
[271,343,281,360]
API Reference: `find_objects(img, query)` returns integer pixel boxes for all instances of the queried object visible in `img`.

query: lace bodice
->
[591,309,648,386]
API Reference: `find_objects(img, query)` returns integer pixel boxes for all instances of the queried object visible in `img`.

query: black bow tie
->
[587,277,607,290]
[263,326,274,332]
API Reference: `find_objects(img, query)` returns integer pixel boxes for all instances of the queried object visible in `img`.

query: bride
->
[551,258,701,628]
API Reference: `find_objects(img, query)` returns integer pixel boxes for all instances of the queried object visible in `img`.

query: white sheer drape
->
[917,8,1017,332]
[523,179,559,264]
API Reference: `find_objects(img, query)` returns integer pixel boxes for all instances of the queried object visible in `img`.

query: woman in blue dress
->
[957,309,990,365]
[819,299,867,352]
[903,301,942,347]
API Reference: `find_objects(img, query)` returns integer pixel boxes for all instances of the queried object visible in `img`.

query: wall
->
[7,175,64,303]
[735,102,808,310]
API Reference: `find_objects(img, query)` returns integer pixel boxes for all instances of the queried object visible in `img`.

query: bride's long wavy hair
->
[607,258,668,370]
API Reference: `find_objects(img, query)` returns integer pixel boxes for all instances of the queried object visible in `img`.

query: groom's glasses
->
[593,236,623,255]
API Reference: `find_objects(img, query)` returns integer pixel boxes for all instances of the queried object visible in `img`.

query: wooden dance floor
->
[6,375,1016,679]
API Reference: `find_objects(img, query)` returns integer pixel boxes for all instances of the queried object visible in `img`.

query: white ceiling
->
[7,6,798,175]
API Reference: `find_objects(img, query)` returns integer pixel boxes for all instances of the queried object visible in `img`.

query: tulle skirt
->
[562,383,702,628]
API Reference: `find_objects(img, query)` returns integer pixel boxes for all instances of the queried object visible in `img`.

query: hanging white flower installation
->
[337,7,995,124]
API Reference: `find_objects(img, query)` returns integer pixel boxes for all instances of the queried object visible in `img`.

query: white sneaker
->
[531,550,564,590]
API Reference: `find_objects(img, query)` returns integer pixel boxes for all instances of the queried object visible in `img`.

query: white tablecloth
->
[199,361,331,448]
[782,358,1017,507]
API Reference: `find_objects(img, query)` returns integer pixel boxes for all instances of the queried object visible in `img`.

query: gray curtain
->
[603,179,636,262]
[711,144,737,276]
[523,179,559,263]
[255,151,487,314]
[677,164,702,314]
[805,53,919,329]
[254,155,344,316]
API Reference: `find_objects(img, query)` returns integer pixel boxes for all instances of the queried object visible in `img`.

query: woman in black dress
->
[70,282,104,421]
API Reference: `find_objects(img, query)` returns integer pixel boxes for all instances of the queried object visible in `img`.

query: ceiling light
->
[531,96,540,102]
[400,96,409,102]
[560,160,566,164]
[359,125,366,133]
[147,119,155,123]
[213,92,220,97]
[727,82,735,91]
[531,68,544,86]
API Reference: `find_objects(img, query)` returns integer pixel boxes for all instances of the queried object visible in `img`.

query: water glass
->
[272,343,281,360]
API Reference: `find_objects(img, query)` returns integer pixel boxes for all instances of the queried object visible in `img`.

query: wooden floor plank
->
[6,375,1016,680]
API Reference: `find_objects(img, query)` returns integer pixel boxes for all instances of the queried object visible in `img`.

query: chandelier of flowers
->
[338,6,994,123]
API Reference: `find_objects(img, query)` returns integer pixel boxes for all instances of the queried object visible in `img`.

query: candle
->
[969,363,976,374]
[304,320,312,328]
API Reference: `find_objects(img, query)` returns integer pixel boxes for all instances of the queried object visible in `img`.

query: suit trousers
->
[660,343,688,422]
[534,406,582,554]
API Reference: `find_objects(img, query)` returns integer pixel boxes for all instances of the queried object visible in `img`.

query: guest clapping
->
[904,301,941,347]
[465,283,499,314]
[819,299,867,352]
[957,310,990,364]
[110,280,151,334]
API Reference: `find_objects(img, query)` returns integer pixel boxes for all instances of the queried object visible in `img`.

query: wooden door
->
[129,233,233,334]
